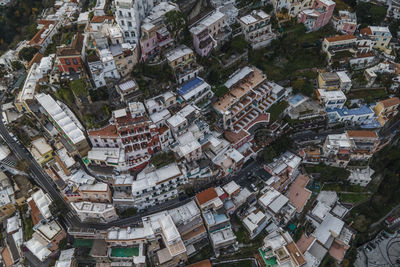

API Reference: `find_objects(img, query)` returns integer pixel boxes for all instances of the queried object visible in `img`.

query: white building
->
[55,248,75,267]
[317,89,347,109]
[323,133,351,156]
[336,71,352,92]
[94,0,106,16]
[25,237,51,262]
[35,93,89,156]
[243,211,271,239]
[71,201,118,223]
[238,10,276,49]
[30,189,53,220]
[131,163,187,210]
[115,0,162,45]
[176,77,213,106]
[348,167,374,187]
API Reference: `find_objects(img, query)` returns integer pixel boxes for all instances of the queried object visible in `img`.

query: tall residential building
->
[374,97,400,126]
[35,94,90,157]
[238,10,276,49]
[165,45,202,84]
[332,11,357,35]
[189,11,230,57]
[131,163,187,210]
[298,0,336,31]
[115,0,164,45]
[88,102,161,172]
[360,26,392,54]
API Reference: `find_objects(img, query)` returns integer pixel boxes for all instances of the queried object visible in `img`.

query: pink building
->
[189,11,230,57]
[298,0,335,31]
[140,22,173,61]
[333,11,357,35]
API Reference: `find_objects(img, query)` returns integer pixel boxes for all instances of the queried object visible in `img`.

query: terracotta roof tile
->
[28,199,41,225]
[91,15,114,23]
[360,27,372,35]
[380,97,400,108]
[325,34,356,42]
[1,247,13,267]
[88,124,118,138]
[196,187,217,205]
[346,130,378,139]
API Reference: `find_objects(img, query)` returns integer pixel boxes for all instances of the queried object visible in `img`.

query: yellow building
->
[317,72,340,90]
[361,26,392,54]
[374,97,400,126]
[30,137,53,165]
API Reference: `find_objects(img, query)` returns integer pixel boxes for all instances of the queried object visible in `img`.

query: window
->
[121,20,125,26]
[125,31,129,37]
[65,59,71,65]
[128,21,132,27]
[72,58,78,65]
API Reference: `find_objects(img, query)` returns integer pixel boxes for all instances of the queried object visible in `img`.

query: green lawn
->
[249,24,336,82]
[268,101,288,123]
[347,89,388,103]
[338,193,371,204]
[187,246,211,264]
[23,217,34,241]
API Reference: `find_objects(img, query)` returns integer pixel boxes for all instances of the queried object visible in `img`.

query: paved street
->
[355,231,400,267]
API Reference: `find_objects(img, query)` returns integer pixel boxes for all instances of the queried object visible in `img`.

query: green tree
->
[18,47,39,62]
[262,146,277,163]
[16,159,30,173]
[165,10,187,41]
[11,61,24,71]
[212,85,228,98]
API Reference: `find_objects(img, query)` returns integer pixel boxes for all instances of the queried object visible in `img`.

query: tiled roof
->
[88,124,118,138]
[1,247,13,267]
[360,27,372,35]
[91,15,114,23]
[57,33,84,57]
[380,97,400,108]
[346,130,377,138]
[195,187,217,205]
[325,34,356,42]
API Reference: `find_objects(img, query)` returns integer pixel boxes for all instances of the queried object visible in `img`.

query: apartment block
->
[360,26,392,54]
[177,77,213,107]
[195,187,238,256]
[321,35,357,64]
[258,187,296,225]
[30,137,54,165]
[190,11,230,57]
[88,102,161,172]
[71,201,118,223]
[316,89,347,109]
[28,20,60,54]
[298,0,335,31]
[264,151,302,193]
[131,163,187,210]
[238,10,276,49]
[374,97,400,126]
[55,33,85,74]
[259,228,306,267]
[166,45,202,84]
[214,66,284,149]
[168,200,208,252]
[35,93,90,157]
[332,11,357,35]
[243,210,271,239]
